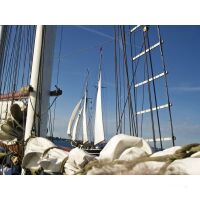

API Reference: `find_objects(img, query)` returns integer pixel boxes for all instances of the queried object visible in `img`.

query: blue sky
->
[50,25,200,147]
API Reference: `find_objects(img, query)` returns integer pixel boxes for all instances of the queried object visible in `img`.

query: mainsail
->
[72,106,83,141]
[94,68,104,145]
[82,89,88,143]
[67,98,82,136]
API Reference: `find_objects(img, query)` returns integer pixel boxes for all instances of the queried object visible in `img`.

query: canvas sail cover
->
[67,99,82,136]
[94,72,104,145]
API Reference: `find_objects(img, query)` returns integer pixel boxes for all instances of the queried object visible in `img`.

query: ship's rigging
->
[114,25,175,150]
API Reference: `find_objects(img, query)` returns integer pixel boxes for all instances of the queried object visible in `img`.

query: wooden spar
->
[0,86,32,101]
[0,85,61,101]
[0,91,29,101]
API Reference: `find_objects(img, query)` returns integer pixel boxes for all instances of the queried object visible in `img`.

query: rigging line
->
[114,26,119,133]
[58,39,113,60]
[116,26,122,133]
[140,61,146,138]
[13,26,23,93]
[1,27,18,116]
[8,26,18,94]
[114,27,122,134]
[120,26,135,136]
[146,28,163,150]
[120,26,137,136]
[52,26,64,135]
[121,27,126,134]
[5,26,20,105]
[0,27,8,94]
[116,36,145,134]
[157,25,175,146]
[117,27,122,133]
[116,26,121,133]
[0,27,8,89]
[3,26,15,95]
[142,27,157,150]
[27,26,36,86]
[29,95,58,120]
[120,26,131,135]
[56,26,63,85]
[0,26,8,93]
[26,26,35,86]
[81,69,89,100]
[14,26,27,102]
[129,25,139,136]
[0,26,12,117]
[2,27,13,86]
[7,26,21,96]
[0,26,8,117]
[21,26,31,87]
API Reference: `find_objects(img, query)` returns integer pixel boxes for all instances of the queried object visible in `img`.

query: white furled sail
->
[67,99,82,136]
[38,26,56,137]
[94,71,104,145]
[82,90,88,144]
[72,106,83,141]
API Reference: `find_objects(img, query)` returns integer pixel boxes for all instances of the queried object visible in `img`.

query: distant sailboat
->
[67,49,105,149]
[67,83,88,146]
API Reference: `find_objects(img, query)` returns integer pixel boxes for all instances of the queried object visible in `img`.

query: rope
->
[129,25,138,136]
[120,26,135,136]
[60,156,69,174]
[157,25,175,146]
[142,27,157,150]
[145,27,163,150]
[42,146,64,157]
[51,27,63,136]
[116,26,145,134]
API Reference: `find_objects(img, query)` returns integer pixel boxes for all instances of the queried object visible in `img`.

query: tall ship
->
[0,25,199,175]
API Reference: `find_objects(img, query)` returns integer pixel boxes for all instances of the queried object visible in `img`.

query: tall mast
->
[24,25,56,140]
[24,25,43,141]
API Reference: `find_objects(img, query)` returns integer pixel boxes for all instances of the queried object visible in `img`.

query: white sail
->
[94,72,104,145]
[82,90,88,144]
[67,99,82,136]
[72,106,83,141]
[38,26,56,137]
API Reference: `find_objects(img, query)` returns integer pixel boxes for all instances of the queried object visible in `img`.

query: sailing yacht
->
[67,50,105,151]
[67,78,89,147]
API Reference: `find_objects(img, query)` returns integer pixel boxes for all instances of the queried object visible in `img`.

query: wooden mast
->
[24,25,56,140]
[24,25,43,141]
